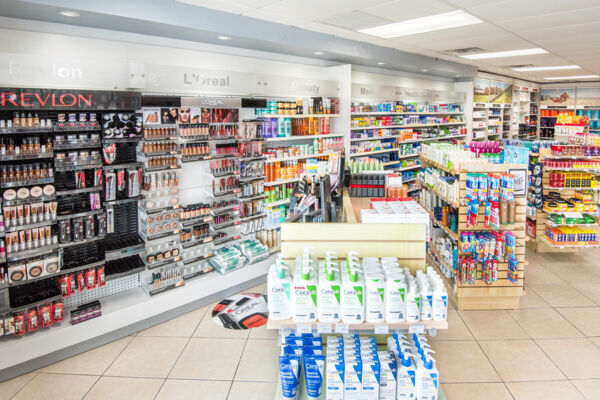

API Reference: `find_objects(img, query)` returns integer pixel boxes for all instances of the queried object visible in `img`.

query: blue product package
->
[279,355,301,400]
[304,355,325,400]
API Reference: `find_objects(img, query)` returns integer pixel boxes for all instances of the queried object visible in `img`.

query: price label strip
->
[335,323,349,334]
[317,323,332,334]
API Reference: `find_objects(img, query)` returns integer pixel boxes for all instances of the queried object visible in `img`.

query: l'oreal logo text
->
[1,92,92,108]
[183,73,230,87]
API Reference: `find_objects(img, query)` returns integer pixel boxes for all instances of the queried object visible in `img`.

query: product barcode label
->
[374,325,389,335]
[335,324,349,334]
[296,324,312,334]
[317,323,332,334]
[409,324,425,334]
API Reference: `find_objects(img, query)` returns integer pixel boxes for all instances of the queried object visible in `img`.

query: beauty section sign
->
[0,88,141,110]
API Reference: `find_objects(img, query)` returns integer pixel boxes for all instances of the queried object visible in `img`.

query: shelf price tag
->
[564,212,583,219]
[335,324,349,334]
[409,324,425,334]
[374,324,389,335]
[317,323,332,334]
[296,324,312,335]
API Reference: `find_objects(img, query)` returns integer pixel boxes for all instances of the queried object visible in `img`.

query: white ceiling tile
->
[260,0,391,21]
[465,0,600,22]
[318,11,393,30]
[361,0,456,21]
[495,8,600,32]
[175,0,255,14]
[445,0,506,7]
[230,0,281,6]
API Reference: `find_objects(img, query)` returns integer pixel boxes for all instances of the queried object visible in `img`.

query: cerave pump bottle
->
[365,271,386,323]
[291,249,318,322]
[267,256,291,320]
[341,253,365,324]
[385,272,407,322]
[318,257,341,323]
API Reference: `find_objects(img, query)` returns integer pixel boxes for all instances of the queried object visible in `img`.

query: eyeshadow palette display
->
[0,98,146,337]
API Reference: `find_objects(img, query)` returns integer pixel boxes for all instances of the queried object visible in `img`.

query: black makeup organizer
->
[0,89,146,335]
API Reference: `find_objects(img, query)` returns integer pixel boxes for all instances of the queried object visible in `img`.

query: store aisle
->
[3,248,600,400]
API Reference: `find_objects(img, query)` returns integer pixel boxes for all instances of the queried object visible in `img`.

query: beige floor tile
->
[571,284,600,306]
[13,373,98,400]
[508,308,583,339]
[41,336,133,375]
[545,264,600,286]
[193,309,250,339]
[520,286,550,308]
[507,381,585,400]
[479,340,565,382]
[138,307,206,337]
[84,377,163,400]
[557,307,600,337]
[0,372,37,400]
[234,339,280,382]
[248,323,279,340]
[430,310,474,341]
[429,341,500,383]
[228,381,277,400]
[169,338,245,380]
[104,336,188,378]
[525,267,564,284]
[528,284,595,308]
[590,337,600,348]
[536,338,600,379]
[460,310,528,340]
[155,379,231,400]
[442,383,513,400]
[244,283,266,293]
[572,379,600,400]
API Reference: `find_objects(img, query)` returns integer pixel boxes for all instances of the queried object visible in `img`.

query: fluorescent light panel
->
[545,75,599,80]
[359,10,483,38]
[461,48,548,60]
[512,65,580,72]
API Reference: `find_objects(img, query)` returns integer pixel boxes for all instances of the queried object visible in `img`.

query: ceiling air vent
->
[444,47,485,56]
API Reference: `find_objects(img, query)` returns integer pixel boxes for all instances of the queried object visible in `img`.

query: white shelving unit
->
[472,102,510,140]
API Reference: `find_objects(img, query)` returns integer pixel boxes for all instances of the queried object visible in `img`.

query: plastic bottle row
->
[268,249,448,324]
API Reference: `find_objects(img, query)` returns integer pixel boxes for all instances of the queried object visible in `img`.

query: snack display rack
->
[419,157,527,310]
[529,147,600,252]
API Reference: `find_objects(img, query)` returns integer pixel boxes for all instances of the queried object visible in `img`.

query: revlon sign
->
[0,88,141,110]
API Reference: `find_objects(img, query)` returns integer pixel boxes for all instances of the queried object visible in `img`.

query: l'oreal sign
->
[0,88,141,110]
[183,73,230,88]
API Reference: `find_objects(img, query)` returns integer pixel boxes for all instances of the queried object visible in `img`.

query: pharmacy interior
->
[0,26,600,400]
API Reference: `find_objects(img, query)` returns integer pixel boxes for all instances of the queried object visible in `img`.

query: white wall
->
[352,69,455,92]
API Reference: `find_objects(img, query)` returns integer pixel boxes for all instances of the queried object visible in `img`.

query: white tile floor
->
[2,248,600,399]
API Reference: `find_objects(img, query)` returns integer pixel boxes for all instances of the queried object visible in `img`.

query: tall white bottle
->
[432,280,448,321]
[341,263,365,324]
[397,353,417,400]
[406,282,421,323]
[416,352,439,400]
[291,259,318,322]
[267,256,292,320]
[318,261,341,323]
[365,272,386,323]
[385,273,407,322]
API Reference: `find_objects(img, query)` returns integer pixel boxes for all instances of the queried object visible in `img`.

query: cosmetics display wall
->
[0,92,149,337]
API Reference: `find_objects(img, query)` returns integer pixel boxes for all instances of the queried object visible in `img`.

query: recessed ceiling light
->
[455,74,461,77]
[359,10,482,39]
[314,51,324,55]
[461,48,548,60]
[544,75,599,80]
[422,69,428,72]
[377,62,386,65]
[512,65,580,72]
[58,10,80,17]
[217,35,231,41]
